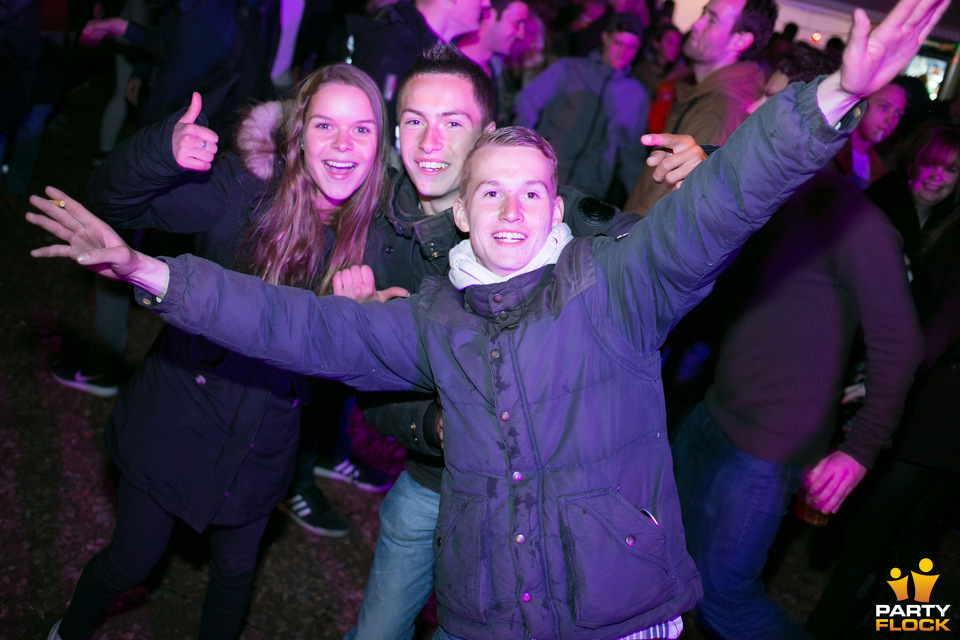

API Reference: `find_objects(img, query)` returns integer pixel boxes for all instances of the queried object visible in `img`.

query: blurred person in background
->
[623,0,776,215]
[458,0,529,126]
[833,78,908,189]
[514,12,648,204]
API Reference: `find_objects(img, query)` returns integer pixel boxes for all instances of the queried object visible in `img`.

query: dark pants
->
[291,380,354,491]
[59,478,269,640]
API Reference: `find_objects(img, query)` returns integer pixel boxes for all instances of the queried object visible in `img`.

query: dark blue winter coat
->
[89,102,323,531]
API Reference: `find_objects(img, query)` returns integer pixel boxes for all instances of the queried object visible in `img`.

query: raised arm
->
[642,0,949,183]
[88,95,240,235]
[815,0,948,125]
[27,189,432,394]
[600,0,948,354]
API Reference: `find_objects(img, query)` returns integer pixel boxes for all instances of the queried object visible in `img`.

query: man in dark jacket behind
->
[28,0,948,636]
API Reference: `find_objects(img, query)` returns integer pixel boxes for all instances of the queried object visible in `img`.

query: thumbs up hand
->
[172,93,218,171]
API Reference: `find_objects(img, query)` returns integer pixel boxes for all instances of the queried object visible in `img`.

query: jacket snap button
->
[498,311,508,321]
[625,534,636,547]
[195,374,206,386]
[521,592,531,602]
[512,471,523,482]
[499,411,510,422]
[493,293,503,303]
[514,533,525,544]
[489,349,500,359]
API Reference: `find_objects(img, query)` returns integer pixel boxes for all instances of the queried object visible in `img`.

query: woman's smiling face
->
[302,83,378,212]
[911,150,960,209]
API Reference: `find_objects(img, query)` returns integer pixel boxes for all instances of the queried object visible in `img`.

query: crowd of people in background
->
[4,0,959,638]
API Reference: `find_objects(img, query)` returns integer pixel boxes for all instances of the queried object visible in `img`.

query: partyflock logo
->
[876,558,951,632]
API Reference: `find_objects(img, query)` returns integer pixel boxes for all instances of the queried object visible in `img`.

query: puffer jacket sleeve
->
[88,107,253,234]
[357,392,443,456]
[595,79,861,356]
[143,254,434,395]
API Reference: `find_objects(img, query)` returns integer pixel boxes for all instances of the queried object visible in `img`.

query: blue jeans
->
[672,403,811,640]
[345,470,440,640]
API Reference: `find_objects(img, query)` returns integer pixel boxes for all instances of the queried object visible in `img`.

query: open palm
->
[840,0,949,99]
[27,186,142,282]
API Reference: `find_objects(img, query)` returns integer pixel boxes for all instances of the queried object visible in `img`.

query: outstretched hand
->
[641,133,707,191]
[172,93,218,171]
[27,187,170,296]
[817,0,949,123]
[333,265,410,303]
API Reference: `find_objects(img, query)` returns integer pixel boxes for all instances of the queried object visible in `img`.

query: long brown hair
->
[240,63,388,295]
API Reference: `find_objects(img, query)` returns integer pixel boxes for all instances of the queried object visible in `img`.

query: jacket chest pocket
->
[559,489,677,628]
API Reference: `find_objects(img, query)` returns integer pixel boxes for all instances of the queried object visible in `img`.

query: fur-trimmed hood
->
[234,100,284,182]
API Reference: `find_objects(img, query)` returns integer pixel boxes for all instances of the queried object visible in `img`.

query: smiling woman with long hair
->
[865,123,960,273]
[46,63,388,640]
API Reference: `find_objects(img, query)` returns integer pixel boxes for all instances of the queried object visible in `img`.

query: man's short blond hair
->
[459,127,559,200]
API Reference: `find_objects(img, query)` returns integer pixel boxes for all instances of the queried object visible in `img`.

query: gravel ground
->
[2,59,958,640]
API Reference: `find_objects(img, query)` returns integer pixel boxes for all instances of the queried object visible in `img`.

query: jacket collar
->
[386,170,463,262]
[453,238,597,326]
